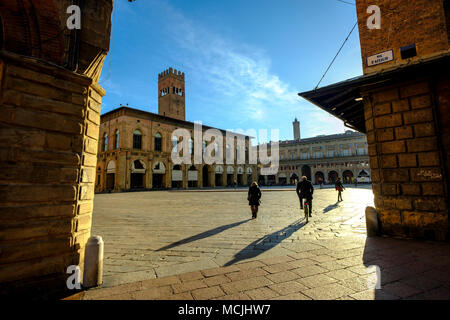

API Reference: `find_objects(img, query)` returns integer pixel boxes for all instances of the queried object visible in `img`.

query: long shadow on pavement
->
[323,202,340,213]
[223,219,307,266]
[362,236,450,300]
[155,219,251,252]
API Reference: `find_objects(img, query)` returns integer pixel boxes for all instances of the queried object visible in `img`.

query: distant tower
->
[293,118,301,140]
[158,68,185,121]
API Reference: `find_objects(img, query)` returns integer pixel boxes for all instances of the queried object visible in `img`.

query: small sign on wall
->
[367,50,394,67]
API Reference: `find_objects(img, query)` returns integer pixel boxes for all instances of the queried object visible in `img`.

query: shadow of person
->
[323,202,340,213]
[223,219,307,266]
[155,219,251,252]
[361,236,450,300]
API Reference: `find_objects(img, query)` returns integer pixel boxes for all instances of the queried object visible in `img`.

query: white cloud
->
[151,1,347,139]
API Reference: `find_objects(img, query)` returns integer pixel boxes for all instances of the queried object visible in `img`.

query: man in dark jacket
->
[296,176,314,217]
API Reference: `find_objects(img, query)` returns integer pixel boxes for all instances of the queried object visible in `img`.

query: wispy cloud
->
[148,0,346,138]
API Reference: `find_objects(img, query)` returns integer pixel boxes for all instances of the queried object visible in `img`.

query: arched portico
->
[106,160,116,191]
[130,159,146,189]
[152,161,166,189]
[343,170,354,184]
[328,170,339,184]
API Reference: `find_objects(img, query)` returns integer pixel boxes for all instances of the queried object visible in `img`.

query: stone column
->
[363,80,449,240]
[0,52,105,295]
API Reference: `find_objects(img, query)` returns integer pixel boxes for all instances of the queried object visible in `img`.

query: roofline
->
[298,52,450,133]
[100,106,254,139]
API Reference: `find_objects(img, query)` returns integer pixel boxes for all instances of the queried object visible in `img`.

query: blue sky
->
[99,0,362,142]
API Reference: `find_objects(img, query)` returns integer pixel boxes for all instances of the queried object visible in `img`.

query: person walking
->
[296,176,314,217]
[248,181,262,219]
[335,177,345,202]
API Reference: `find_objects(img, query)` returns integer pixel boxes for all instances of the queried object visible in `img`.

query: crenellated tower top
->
[158,67,186,121]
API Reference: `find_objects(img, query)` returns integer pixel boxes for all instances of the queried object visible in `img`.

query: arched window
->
[214,142,219,155]
[133,129,142,150]
[202,141,207,155]
[154,132,162,152]
[172,135,178,151]
[114,130,119,149]
[103,133,108,152]
[189,138,194,155]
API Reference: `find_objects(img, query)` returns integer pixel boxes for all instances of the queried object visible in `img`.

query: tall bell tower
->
[158,68,185,121]
[293,117,301,140]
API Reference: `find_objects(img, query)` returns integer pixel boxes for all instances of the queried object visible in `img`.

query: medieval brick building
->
[96,68,258,192]
[299,0,450,240]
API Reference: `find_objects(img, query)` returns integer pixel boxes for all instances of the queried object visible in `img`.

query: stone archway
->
[278,173,287,185]
[246,167,253,186]
[226,166,234,186]
[258,175,265,186]
[343,170,354,184]
[315,171,325,185]
[215,165,224,186]
[188,165,198,188]
[237,167,244,186]
[358,169,370,183]
[130,159,146,189]
[301,165,312,181]
[106,160,116,191]
[328,171,339,184]
[171,164,183,189]
[202,165,210,187]
[290,173,299,185]
[152,161,166,189]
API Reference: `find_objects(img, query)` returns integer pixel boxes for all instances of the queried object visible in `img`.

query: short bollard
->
[365,206,379,237]
[83,235,104,288]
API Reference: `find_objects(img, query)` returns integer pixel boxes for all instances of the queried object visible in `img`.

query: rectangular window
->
[155,139,162,151]
[133,135,142,149]
[400,44,417,59]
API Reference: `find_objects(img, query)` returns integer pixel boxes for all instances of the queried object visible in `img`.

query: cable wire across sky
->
[315,21,358,90]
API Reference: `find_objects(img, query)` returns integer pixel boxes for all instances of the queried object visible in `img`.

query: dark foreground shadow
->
[323,202,339,213]
[223,219,307,266]
[155,219,251,252]
[362,236,450,300]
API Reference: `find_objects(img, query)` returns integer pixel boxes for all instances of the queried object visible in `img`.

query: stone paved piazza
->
[93,187,373,286]
[72,186,450,300]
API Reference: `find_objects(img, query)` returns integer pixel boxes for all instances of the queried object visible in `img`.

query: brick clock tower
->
[158,68,185,121]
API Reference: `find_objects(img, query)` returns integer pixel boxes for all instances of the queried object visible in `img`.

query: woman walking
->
[335,178,345,202]
[248,182,262,219]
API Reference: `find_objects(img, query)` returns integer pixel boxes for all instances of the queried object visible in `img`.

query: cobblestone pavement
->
[75,186,450,300]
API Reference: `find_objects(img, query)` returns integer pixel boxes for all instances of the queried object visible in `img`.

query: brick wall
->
[363,79,449,240]
[0,51,104,297]
[356,0,450,74]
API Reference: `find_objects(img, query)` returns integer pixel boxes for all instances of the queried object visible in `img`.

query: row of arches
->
[100,160,255,191]
[258,169,370,186]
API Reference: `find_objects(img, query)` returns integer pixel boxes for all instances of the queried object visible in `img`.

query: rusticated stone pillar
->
[363,79,449,240]
[0,0,113,297]
[0,51,107,296]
